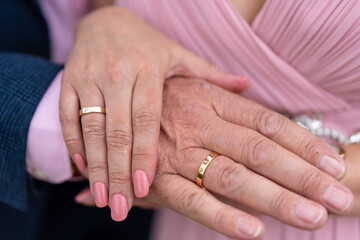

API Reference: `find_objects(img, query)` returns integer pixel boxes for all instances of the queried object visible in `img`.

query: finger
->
[75,187,96,206]
[179,148,328,229]
[200,119,354,215]
[73,154,87,173]
[172,46,249,92]
[149,174,264,239]
[59,82,87,173]
[211,89,346,179]
[133,198,160,209]
[72,155,89,179]
[132,65,162,198]
[102,66,134,222]
[78,86,108,209]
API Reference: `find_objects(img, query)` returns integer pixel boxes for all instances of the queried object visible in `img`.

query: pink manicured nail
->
[73,154,87,172]
[111,194,128,222]
[318,155,345,179]
[75,188,92,203]
[133,170,150,198]
[93,182,108,208]
[237,217,262,239]
[238,76,249,82]
[322,184,353,212]
[294,200,325,225]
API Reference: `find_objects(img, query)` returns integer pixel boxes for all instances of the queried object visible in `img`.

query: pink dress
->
[35,0,360,239]
[113,1,360,239]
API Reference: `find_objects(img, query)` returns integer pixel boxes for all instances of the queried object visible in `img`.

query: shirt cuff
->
[26,71,72,183]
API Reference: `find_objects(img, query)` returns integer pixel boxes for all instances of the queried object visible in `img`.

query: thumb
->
[169,47,249,92]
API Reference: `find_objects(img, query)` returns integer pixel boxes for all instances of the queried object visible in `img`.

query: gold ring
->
[339,147,346,159]
[80,106,106,117]
[196,151,220,188]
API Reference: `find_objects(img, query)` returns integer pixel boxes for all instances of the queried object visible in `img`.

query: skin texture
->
[59,6,249,221]
[75,78,355,239]
[340,144,360,215]
[230,0,267,24]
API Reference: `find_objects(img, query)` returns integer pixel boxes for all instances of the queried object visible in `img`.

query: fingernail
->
[239,76,249,82]
[111,194,128,222]
[237,217,262,239]
[318,155,345,179]
[93,182,108,208]
[133,170,150,198]
[75,188,92,203]
[322,184,353,212]
[73,154,87,172]
[294,200,325,225]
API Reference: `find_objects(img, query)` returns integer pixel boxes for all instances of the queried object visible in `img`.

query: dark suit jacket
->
[0,0,61,211]
[0,0,153,239]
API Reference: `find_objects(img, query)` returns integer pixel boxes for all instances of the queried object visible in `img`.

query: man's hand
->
[76,78,353,239]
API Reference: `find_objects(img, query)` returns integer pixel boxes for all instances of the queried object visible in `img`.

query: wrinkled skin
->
[76,77,354,239]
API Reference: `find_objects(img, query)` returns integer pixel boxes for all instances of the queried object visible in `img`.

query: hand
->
[75,77,353,239]
[59,7,249,221]
[340,144,360,215]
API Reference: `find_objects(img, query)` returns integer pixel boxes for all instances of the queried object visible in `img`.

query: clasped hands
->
[59,7,355,240]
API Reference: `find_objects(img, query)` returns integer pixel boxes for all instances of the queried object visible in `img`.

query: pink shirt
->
[26,0,88,182]
[26,71,72,183]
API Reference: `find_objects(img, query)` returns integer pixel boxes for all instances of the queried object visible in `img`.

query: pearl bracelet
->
[292,115,360,146]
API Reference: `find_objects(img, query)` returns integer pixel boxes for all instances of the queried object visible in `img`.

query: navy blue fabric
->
[0,0,54,211]
[0,53,62,210]
[0,181,154,240]
[0,0,50,58]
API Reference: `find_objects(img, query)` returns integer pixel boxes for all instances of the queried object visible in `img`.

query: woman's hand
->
[75,77,353,239]
[59,7,249,221]
[340,144,360,215]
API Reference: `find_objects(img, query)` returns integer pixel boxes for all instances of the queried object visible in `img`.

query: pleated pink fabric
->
[113,0,360,239]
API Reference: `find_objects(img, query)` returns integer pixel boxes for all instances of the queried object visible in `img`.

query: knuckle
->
[109,171,131,186]
[140,62,160,76]
[64,135,82,149]
[255,110,284,139]
[134,108,158,129]
[182,189,206,214]
[106,128,133,150]
[132,148,154,162]
[83,122,106,139]
[59,112,75,126]
[297,170,323,196]
[129,46,148,59]
[217,164,247,191]
[269,190,289,216]
[88,162,107,174]
[107,61,132,85]
[193,81,212,97]
[246,135,274,169]
[213,207,227,229]
[298,137,322,162]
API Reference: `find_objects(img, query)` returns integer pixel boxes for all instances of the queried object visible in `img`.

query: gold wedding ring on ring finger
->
[80,106,106,117]
[197,151,220,188]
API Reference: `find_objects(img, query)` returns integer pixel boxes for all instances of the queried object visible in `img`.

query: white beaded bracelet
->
[292,114,360,146]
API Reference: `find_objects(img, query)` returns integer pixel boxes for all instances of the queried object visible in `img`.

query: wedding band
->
[196,151,220,188]
[339,147,346,159]
[80,107,106,117]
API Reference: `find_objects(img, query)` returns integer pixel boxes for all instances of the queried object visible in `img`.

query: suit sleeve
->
[0,52,62,211]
